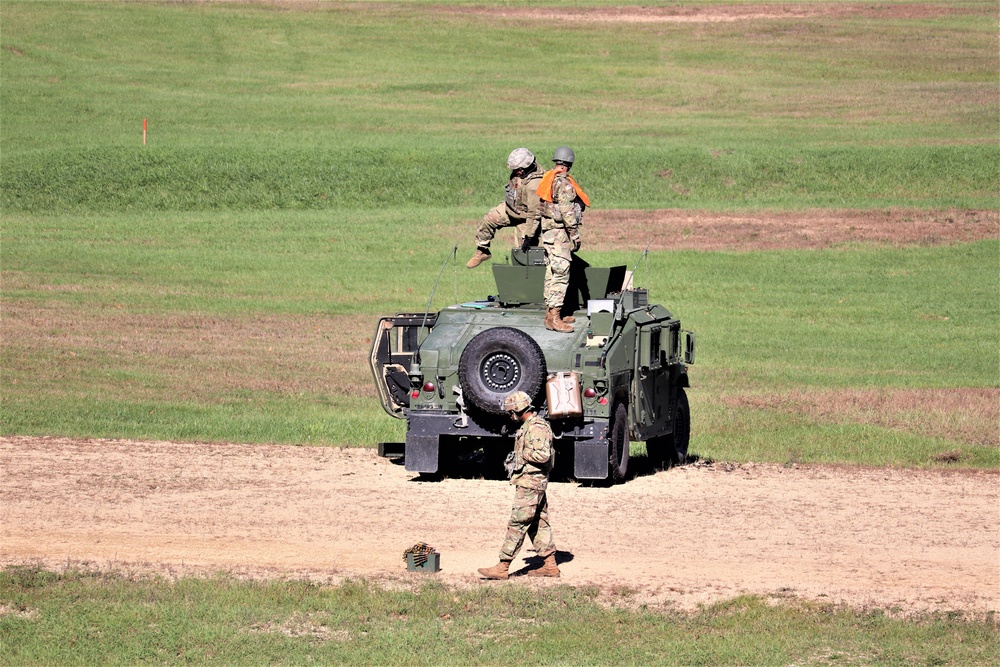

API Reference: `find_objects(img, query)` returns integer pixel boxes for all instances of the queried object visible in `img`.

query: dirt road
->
[1,436,996,615]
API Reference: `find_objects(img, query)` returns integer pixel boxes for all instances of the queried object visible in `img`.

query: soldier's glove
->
[571,234,582,251]
[503,451,518,479]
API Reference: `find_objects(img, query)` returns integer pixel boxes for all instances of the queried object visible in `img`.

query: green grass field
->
[0,2,1000,466]
[1,1,998,663]
[4,208,996,467]
[3,1,997,212]
[2,567,997,667]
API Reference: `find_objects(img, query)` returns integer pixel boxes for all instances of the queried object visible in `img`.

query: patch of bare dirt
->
[587,209,998,252]
[2,436,997,616]
[724,388,1000,447]
[0,603,38,620]
[437,3,983,23]
[115,2,987,22]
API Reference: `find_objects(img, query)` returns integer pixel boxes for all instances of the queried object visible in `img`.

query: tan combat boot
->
[528,553,560,578]
[478,560,511,580]
[466,248,491,269]
[561,312,576,324]
[545,308,573,333]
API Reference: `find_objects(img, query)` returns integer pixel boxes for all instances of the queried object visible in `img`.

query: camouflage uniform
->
[474,165,544,251]
[539,172,584,309]
[499,414,556,561]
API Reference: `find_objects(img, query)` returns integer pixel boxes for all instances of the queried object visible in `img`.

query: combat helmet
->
[552,146,575,165]
[506,148,535,171]
[501,391,532,415]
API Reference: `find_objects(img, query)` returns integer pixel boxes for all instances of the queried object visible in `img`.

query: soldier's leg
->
[542,228,574,332]
[527,490,555,558]
[543,229,572,310]
[525,489,559,577]
[528,493,562,577]
[499,486,543,562]
[469,205,513,268]
[474,204,512,251]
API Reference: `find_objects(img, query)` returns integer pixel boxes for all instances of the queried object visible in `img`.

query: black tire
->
[647,388,690,468]
[458,327,546,415]
[669,388,691,466]
[608,401,630,484]
[644,434,668,469]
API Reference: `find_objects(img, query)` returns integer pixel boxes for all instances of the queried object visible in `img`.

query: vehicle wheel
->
[607,401,629,484]
[669,388,690,466]
[458,327,546,415]
[645,388,690,468]
[644,434,668,469]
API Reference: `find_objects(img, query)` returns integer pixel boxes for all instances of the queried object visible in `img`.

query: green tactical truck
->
[369,249,695,483]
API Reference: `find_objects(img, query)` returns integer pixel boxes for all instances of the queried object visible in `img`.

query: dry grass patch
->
[248,612,350,642]
[120,2,989,22]
[725,387,999,447]
[587,209,999,252]
[437,4,984,24]
[0,602,39,620]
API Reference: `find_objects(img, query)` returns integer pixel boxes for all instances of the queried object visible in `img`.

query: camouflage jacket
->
[539,171,584,232]
[510,413,554,487]
[504,166,544,234]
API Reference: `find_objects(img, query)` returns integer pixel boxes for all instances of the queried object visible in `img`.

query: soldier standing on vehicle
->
[466,148,545,269]
[537,146,590,333]
[478,391,560,580]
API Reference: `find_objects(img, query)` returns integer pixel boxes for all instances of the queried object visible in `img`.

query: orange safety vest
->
[537,169,591,207]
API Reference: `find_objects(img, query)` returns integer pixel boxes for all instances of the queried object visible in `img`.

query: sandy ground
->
[1,436,996,615]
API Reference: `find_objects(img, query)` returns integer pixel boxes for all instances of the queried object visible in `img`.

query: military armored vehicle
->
[369,248,695,483]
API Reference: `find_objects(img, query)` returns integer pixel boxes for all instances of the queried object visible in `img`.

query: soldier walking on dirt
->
[478,391,560,580]
[537,146,590,333]
[466,148,545,269]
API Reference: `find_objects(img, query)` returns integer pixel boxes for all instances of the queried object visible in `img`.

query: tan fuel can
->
[546,371,583,418]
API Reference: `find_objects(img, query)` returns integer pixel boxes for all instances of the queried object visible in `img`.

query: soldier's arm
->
[522,189,543,240]
[554,178,579,230]
[553,178,581,250]
[521,424,552,464]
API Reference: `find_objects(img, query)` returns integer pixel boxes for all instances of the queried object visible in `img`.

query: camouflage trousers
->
[499,478,555,561]
[542,226,572,309]
[474,204,538,250]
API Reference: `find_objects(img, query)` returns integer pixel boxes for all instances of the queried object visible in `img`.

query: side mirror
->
[683,331,696,365]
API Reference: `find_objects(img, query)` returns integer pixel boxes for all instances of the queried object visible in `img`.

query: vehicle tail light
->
[598,396,608,405]
[422,382,436,393]
[583,388,597,398]
[411,390,420,398]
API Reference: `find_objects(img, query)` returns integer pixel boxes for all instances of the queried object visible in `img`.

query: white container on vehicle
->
[546,371,582,418]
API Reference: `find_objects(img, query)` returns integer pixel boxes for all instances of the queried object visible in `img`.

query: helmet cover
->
[506,147,535,170]
[501,391,532,414]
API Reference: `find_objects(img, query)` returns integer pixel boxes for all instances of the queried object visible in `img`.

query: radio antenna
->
[629,239,653,289]
[416,245,458,359]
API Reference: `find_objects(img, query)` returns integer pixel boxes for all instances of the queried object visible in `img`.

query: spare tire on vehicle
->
[458,327,546,415]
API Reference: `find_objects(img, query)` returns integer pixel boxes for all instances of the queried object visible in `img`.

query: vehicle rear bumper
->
[403,411,611,479]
